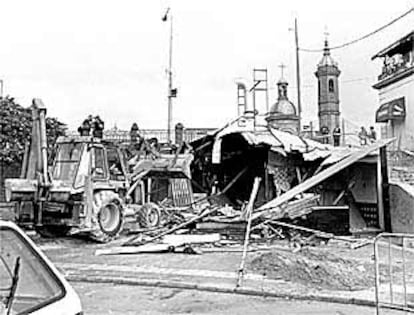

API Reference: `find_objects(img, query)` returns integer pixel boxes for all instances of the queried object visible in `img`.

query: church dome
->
[269,99,296,116]
[266,69,299,135]
[268,77,297,116]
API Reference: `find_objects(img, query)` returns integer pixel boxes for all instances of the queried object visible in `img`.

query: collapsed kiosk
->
[191,114,393,235]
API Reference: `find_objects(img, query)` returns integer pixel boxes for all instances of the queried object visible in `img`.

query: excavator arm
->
[5,99,49,224]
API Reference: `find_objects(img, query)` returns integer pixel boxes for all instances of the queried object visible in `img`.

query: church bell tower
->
[315,37,341,137]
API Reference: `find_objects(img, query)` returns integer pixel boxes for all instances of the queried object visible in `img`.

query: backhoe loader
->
[4,99,194,242]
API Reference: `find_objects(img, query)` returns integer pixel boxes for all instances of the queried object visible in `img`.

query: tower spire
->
[315,29,341,144]
[277,63,288,100]
[323,26,330,56]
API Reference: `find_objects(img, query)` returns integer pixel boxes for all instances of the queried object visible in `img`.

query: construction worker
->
[92,115,104,138]
[77,115,92,136]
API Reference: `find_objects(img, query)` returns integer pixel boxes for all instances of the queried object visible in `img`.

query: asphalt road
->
[71,281,388,315]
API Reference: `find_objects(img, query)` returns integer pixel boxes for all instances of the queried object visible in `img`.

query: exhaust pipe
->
[236,82,247,116]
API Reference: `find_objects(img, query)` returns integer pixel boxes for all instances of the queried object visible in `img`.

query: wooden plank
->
[196,221,246,230]
[311,205,349,211]
[221,167,248,194]
[253,138,395,220]
[96,244,172,256]
[162,233,220,246]
[241,177,261,220]
[194,140,213,152]
[237,177,261,287]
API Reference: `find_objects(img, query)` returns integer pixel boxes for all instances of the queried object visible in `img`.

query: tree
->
[0,96,67,165]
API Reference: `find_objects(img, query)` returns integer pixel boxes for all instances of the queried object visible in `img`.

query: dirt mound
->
[250,247,374,291]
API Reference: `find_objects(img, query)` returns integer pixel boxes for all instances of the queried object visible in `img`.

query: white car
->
[0,220,83,315]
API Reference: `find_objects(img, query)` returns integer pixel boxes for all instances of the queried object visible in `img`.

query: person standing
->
[333,127,341,147]
[92,115,104,138]
[321,126,330,144]
[368,126,377,142]
[77,116,92,136]
[358,126,368,145]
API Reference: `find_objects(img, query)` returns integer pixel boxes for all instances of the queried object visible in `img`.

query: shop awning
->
[376,97,406,123]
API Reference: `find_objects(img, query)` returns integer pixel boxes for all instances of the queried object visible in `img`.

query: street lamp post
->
[294,18,302,133]
[163,8,174,143]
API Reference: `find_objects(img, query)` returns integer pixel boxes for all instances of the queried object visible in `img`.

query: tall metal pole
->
[294,18,302,132]
[167,11,173,143]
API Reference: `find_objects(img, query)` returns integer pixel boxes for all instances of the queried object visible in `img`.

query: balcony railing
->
[378,60,413,81]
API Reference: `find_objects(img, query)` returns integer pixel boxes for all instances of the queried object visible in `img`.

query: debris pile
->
[99,186,344,256]
[251,247,374,291]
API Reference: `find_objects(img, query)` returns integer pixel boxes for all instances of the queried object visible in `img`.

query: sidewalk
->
[57,261,378,307]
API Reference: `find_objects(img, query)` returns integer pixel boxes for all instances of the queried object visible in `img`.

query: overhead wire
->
[300,7,414,52]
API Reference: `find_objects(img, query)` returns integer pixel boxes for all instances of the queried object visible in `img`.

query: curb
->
[66,274,376,308]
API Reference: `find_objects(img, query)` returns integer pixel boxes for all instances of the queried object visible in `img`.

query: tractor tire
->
[90,192,124,243]
[36,225,72,238]
[136,203,161,228]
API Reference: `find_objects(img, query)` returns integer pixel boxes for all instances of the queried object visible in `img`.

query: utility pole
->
[163,8,174,143]
[0,79,4,98]
[294,18,302,132]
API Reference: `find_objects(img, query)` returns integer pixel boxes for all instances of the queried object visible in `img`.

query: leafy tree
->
[0,96,67,164]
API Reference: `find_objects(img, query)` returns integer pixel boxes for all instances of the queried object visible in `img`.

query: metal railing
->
[67,128,216,144]
[378,62,414,81]
[374,233,414,314]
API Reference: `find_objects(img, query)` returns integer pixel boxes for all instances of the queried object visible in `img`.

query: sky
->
[0,0,414,132]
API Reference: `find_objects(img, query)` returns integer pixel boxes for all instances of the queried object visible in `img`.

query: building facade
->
[315,39,341,142]
[372,31,414,151]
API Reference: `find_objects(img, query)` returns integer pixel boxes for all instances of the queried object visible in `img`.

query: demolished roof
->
[208,115,331,163]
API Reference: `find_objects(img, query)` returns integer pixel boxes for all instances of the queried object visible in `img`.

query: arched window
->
[328,79,334,93]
